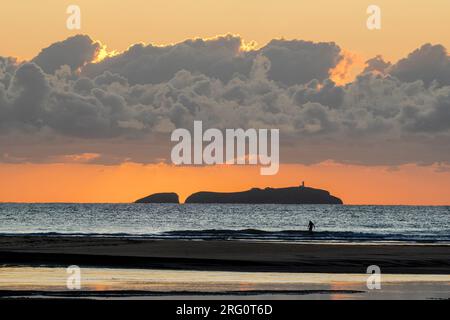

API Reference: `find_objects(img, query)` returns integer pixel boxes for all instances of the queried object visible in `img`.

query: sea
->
[0,203,449,243]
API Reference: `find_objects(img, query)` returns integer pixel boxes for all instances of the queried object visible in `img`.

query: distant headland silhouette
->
[135,182,343,204]
[135,192,179,204]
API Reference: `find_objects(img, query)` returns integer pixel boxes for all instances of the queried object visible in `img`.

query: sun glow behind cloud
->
[88,34,257,66]
[92,42,119,63]
[329,50,365,85]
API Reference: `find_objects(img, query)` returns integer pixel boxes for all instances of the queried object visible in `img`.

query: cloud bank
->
[1,35,450,167]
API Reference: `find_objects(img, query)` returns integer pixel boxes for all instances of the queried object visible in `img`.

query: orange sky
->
[1,1,450,204]
[1,0,449,62]
[1,162,449,205]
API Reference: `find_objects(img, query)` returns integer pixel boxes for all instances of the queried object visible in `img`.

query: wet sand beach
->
[0,236,449,274]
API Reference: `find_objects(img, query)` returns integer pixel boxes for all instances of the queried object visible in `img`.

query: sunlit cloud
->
[329,50,365,85]
[92,43,120,63]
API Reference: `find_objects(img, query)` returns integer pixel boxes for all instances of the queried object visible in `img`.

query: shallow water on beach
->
[0,204,449,243]
[0,267,449,300]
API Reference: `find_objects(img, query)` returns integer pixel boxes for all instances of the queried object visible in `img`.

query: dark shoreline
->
[1,235,449,274]
[0,289,364,299]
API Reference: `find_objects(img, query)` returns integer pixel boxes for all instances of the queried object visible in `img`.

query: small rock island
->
[135,182,343,204]
[135,192,179,204]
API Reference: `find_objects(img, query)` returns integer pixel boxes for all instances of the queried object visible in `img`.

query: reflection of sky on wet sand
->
[0,267,449,300]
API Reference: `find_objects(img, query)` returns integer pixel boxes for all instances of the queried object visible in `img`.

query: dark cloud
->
[292,79,344,108]
[260,39,342,85]
[0,57,17,88]
[32,35,100,74]
[0,36,450,167]
[363,55,391,74]
[82,35,252,85]
[7,63,49,126]
[399,86,450,133]
[83,35,343,86]
[389,44,450,86]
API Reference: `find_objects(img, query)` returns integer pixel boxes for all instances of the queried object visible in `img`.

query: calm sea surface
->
[0,204,449,243]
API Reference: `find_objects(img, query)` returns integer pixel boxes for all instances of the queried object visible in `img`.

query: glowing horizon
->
[1,1,449,205]
[1,162,450,205]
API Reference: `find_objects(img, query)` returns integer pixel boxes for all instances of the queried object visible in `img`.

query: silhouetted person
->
[308,220,315,232]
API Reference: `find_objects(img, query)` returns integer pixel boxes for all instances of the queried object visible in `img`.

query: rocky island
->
[185,182,342,204]
[136,183,343,204]
[135,192,179,204]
